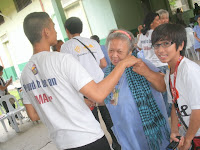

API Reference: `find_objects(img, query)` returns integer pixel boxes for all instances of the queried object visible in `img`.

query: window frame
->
[13,0,32,12]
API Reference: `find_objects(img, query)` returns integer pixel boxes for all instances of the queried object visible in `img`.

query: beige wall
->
[0,0,55,75]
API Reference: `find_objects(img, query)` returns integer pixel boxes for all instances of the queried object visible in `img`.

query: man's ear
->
[179,41,185,52]
[43,28,50,38]
[66,29,69,34]
[66,29,71,39]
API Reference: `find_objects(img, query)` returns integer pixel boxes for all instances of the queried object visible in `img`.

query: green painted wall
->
[18,62,27,72]
[51,0,67,40]
[100,38,106,45]
[109,0,144,31]
[2,66,17,81]
[2,61,27,81]
[82,0,117,39]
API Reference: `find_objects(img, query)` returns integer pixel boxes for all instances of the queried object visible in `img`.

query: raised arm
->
[80,55,140,103]
[0,77,12,91]
[132,59,166,92]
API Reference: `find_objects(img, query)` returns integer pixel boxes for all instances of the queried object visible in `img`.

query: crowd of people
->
[1,6,199,150]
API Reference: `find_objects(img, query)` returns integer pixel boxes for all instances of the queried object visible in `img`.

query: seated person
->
[104,29,170,150]
[0,65,16,124]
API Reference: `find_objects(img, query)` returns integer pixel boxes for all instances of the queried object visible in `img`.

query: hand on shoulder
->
[132,59,151,76]
[119,55,140,68]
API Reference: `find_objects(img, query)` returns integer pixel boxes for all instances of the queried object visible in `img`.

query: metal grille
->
[14,0,32,12]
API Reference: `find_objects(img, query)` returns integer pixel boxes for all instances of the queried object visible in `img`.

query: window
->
[13,0,32,12]
[0,11,5,25]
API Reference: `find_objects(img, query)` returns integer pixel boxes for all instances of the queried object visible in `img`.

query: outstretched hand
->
[7,77,13,85]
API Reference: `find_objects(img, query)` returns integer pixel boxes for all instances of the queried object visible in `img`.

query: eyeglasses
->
[152,41,174,50]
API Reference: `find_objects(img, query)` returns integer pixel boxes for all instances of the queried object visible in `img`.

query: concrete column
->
[51,0,68,41]
[188,0,193,9]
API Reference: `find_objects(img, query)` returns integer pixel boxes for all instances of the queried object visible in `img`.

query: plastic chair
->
[0,95,27,132]
[185,47,198,61]
[0,104,16,132]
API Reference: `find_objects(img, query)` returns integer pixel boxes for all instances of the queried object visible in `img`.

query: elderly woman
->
[156,9,169,24]
[104,29,170,150]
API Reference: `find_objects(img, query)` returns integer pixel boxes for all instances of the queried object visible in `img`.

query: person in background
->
[90,35,121,150]
[137,12,170,117]
[176,8,183,24]
[61,17,107,133]
[52,40,64,52]
[0,65,15,124]
[21,12,138,150]
[194,3,200,16]
[104,29,170,150]
[177,20,195,60]
[90,35,110,72]
[152,23,200,150]
[137,12,167,70]
[156,9,169,24]
[193,15,200,60]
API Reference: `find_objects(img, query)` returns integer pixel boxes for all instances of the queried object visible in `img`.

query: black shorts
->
[65,136,111,150]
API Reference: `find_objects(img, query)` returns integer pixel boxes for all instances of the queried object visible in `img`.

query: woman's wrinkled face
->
[160,14,169,24]
[108,39,130,66]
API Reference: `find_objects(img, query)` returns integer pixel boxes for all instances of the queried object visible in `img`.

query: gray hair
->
[156,9,169,18]
[106,29,135,53]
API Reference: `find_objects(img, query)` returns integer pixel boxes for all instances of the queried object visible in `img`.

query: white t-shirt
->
[137,29,167,67]
[185,27,194,50]
[61,36,104,83]
[165,57,200,136]
[20,52,104,149]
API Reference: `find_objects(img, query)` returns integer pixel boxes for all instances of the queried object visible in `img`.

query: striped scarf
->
[104,54,169,150]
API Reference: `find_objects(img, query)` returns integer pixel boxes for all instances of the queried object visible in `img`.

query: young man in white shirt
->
[61,17,122,150]
[21,12,140,150]
[152,23,200,150]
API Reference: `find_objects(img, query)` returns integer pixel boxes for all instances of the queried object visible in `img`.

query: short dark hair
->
[90,35,100,43]
[152,23,187,56]
[141,12,159,35]
[64,17,82,34]
[23,12,50,45]
[0,66,3,72]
